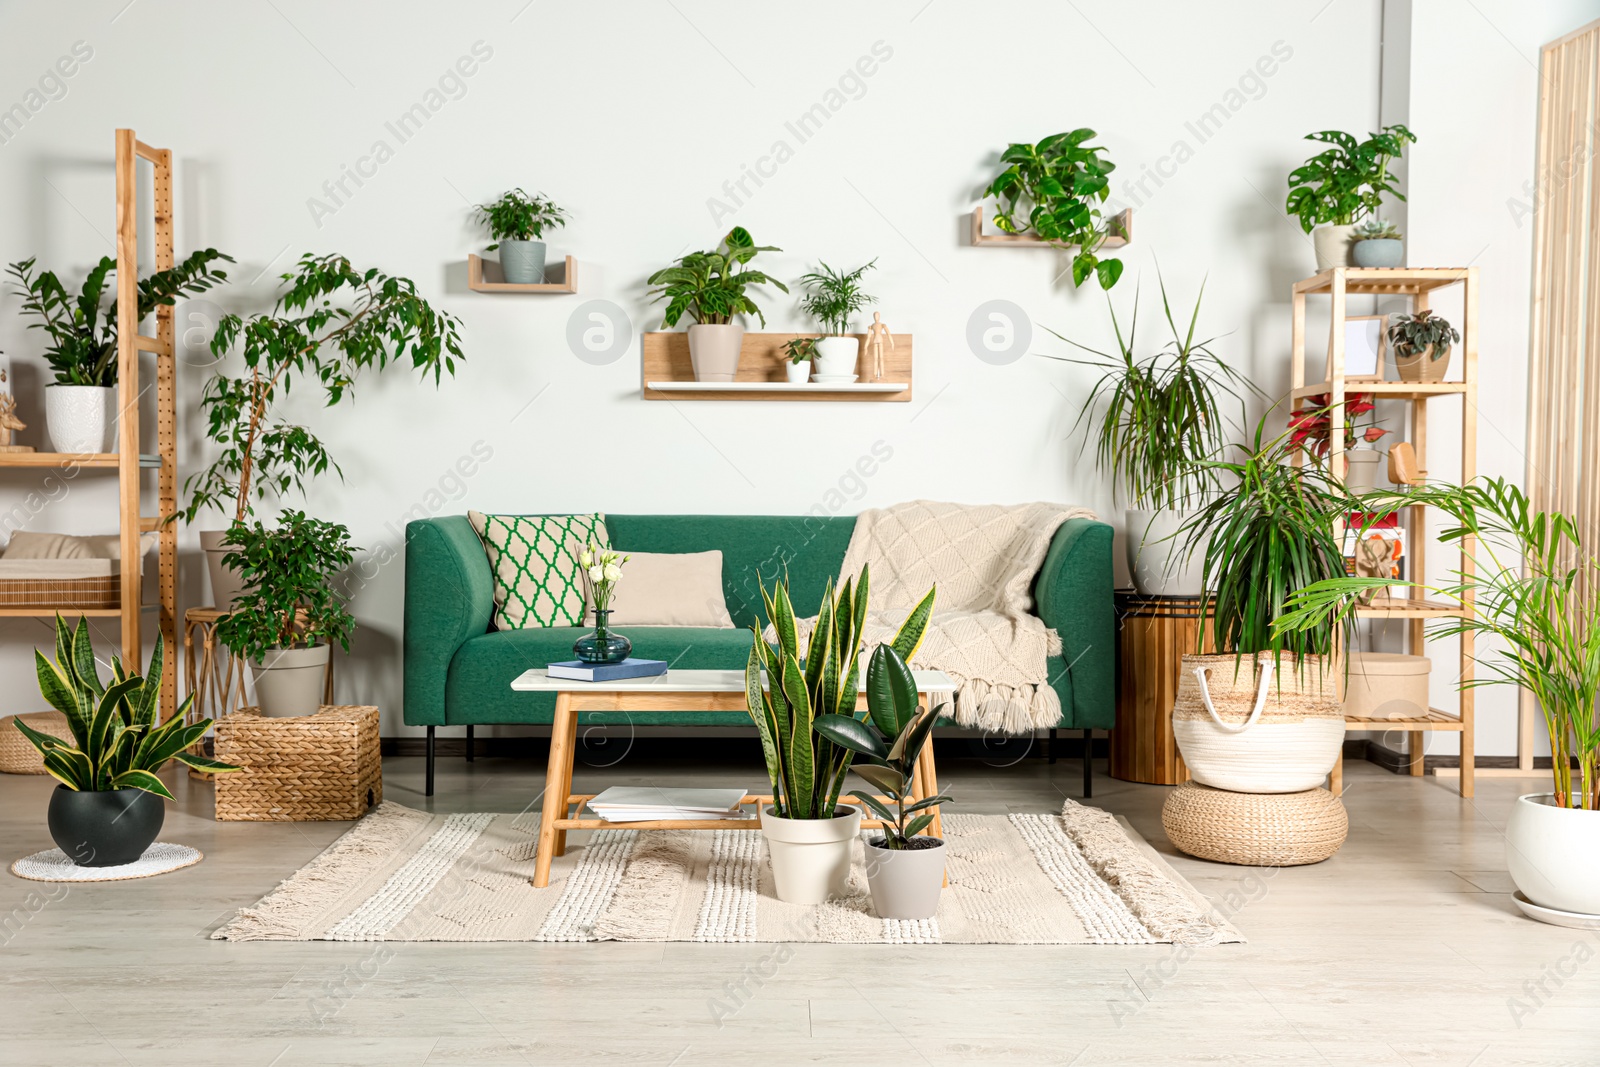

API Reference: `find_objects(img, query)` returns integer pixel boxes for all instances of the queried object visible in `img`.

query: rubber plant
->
[12,615,238,796]
[647,226,788,327]
[1284,125,1416,232]
[743,564,936,819]
[984,129,1123,289]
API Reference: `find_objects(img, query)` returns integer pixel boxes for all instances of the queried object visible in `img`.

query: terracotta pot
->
[1394,343,1451,383]
[688,323,745,382]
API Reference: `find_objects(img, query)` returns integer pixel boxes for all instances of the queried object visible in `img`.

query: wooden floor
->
[0,746,1592,1066]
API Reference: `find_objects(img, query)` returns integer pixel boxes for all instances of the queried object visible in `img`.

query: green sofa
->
[403,513,1115,795]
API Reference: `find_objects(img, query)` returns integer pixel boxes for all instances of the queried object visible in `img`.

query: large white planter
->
[45,385,115,454]
[687,323,745,382]
[760,805,860,904]
[199,529,247,610]
[1126,508,1204,596]
[1507,794,1600,918]
[1312,224,1358,271]
[863,839,946,919]
[812,336,860,378]
[251,643,330,717]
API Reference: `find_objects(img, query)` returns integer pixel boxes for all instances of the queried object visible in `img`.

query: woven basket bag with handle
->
[1171,651,1345,794]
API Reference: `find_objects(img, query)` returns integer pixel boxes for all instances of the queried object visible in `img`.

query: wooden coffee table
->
[510,667,957,888]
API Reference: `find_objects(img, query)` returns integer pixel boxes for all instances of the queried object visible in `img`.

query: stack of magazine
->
[585,787,751,822]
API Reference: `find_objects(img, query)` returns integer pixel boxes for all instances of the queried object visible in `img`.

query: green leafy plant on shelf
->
[799,260,876,335]
[646,226,788,327]
[782,337,818,364]
[215,511,358,662]
[12,615,238,796]
[814,643,953,849]
[471,188,567,248]
[1284,125,1416,232]
[743,564,936,819]
[984,129,1123,289]
[1387,309,1459,364]
[5,250,233,386]
[1274,479,1600,809]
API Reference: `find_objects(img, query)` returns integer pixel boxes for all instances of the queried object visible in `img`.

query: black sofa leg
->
[1083,728,1093,799]
[466,725,474,763]
[426,726,436,797]
[1048,727,1057,765]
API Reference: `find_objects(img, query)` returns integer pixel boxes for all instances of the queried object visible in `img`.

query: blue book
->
[546,658,668,682]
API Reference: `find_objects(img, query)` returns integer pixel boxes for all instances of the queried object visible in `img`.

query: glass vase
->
[573,608,631,664]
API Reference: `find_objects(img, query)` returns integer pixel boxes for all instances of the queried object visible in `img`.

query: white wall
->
[0,0,1588,746]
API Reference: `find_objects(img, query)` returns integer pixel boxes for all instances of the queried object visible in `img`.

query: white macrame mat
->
[10,842,203,882]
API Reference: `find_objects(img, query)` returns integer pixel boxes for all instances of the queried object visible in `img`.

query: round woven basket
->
[0,711,74,775]
[1162,781,1348,866]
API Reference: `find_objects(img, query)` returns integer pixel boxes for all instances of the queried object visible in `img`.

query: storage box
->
[1342,652,1430,720]
[213,704,381,821]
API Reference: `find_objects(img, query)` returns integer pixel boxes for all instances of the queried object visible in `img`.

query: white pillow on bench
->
[607,550,735,628]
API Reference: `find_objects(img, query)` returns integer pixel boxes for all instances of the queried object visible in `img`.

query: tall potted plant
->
[472,188,567,284]
[983,129,1124,289]
[798,260,875,379]
[1048,275,1254,595]
[216,512,356,717]
[1285,125,1416,271]
[180,253,464,607]
[646,227,787,382]
[1276,479,1600,921]
[13,616,238,867]
[7,251,232,453]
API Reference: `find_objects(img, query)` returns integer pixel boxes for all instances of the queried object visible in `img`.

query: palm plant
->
[12,616,237,796]
[647,227,788,328]
[1275,478,1600,810]
[799,260,876,336]
[744,565,935,819]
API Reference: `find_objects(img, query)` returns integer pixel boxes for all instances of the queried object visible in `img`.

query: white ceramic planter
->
[785,360,812,384]
[497,239,547,284]
[45,385,114,454]
[863,839,946,919]
[760,805,861,904]
[812,336,860,377]
[1126,508,1204,596]
[1312,224,1357,271]
[1506,794,1600,918]
[1344,450,1383,493]
[687,323,746,382]
[251,643,330,717]
[199,529,247,610]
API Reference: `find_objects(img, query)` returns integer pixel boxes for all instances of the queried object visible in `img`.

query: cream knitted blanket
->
[794,500,1096,734]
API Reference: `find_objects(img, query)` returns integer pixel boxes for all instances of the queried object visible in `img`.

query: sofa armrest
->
[403,516,494,727]
[1033,517,1115,729]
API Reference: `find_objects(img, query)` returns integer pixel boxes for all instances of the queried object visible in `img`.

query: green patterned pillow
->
[467,511,610,629]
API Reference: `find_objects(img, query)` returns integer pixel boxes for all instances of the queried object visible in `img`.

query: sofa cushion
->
[607,550,735,628]
[467,511,609,629]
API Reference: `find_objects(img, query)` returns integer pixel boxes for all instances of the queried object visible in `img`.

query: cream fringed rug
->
[212,800,1241,945]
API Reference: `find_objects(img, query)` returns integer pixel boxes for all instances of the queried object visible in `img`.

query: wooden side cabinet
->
[1110,593,1214,786]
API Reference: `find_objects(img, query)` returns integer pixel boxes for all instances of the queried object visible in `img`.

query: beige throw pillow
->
[607,550,735,628]
[4,531,158,559]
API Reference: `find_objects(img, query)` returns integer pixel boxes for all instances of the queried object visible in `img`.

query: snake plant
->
[744,565,934,820]
[12,615,238,796]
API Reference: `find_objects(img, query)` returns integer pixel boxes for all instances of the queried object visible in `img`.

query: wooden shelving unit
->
[1290,266,1478,797]
[969,205,1133,247]
[466,253,576,293]
[641,332,912,402]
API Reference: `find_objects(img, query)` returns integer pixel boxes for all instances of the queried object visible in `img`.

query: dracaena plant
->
[743,564,935,820]
[984,129,1124,289]
[472,188,567,247]
[647,226,788,327]
[12,615,238,796]
[6,250,233,386]
[814,644,953,849]
[215,511,357,661]
[798,260,876,336]
[1285,125,1417,232]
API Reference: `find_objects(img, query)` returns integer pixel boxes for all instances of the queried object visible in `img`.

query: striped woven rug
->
[212,800,1241,945]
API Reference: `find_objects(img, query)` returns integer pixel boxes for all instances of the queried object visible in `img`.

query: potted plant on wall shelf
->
[1288,392,1389,493]
[1386,310,1458,384]
[13,616,238,867]
[782,337,816,384]
[647,227,787,383]
[180,253,464,608]
[6,251,232,453]
[798,260,875,380]
[1350,217,1404,268]
[472,188,567,284]
[983,129,1124,289]
[1285,125,1416,271]
[1048,275,1254,596]
[1276,479,1600,922]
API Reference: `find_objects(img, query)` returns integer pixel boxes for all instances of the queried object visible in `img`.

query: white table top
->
[509,667,956,694]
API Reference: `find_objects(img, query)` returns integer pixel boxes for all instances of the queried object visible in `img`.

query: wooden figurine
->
[863,311,894,382]
[1388,441,1422,486]
[0,387,32,453]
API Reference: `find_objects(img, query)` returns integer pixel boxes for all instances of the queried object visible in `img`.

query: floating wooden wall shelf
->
[641,332,911,402]
[969,206,1133,248]
[467,253,577,293]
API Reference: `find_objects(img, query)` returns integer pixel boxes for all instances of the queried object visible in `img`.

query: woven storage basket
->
[1162,781,1348,866]
[0,711,74,774]
[213,705,381,821]
[1172,652,1345,793]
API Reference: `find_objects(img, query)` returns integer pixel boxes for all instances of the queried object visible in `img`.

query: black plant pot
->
[46,785,164,867]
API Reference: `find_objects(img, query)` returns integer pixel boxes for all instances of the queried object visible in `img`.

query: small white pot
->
[1507,794,1600,917]
[687,323,745,382]
[45,385,115,454]
[199,529,247,610]
[251,643,330,717]
[863,838,946,919]
[1312,224,1358,271]
[1344,450,1383,493]
[1126,508,1204,596]
[785,360,812,384]
[760,805,861,904]
[812,336,860,377]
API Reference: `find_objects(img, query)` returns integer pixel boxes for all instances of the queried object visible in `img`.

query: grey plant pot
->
[251,643,331,717]
[48,785,164,867]
[497,239,547,284]
[1352,238,1403,268]
[863,838,947,920]
[199,529,246,610]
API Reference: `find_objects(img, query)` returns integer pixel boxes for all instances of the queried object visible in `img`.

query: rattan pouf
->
[1162,781,1347,866]
[0,711,73,774]
[212,705,381,821]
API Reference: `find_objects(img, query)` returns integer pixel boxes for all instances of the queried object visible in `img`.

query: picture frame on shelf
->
[1326,314,1387,381]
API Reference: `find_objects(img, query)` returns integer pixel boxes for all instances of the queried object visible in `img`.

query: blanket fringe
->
[946,675,1062,733]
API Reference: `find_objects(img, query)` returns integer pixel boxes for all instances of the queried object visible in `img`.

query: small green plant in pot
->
[216,511,357,718]
[472,188,567,284]
[14,615,239,866]
[647,226,787,382]
[1387,310,1458,384]
[781,337,817,384]
[1285,125,1415,270]
[1350,217,1403,268]
[798,260,875,378]
[983,129,1124,289]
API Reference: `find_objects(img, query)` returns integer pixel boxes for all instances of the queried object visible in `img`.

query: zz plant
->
[472,188,567,247]
[1285,125,1416,232]
[647,226,788,327]
[799,260,876,336]
[13,615,238,796]
[215,511,357,662]
[984,129,1123,289]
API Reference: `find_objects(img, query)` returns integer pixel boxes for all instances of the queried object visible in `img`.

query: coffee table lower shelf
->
[553,792,934,832]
